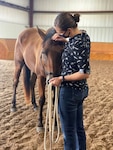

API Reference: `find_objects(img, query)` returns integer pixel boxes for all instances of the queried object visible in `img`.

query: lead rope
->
[44,83,60,150]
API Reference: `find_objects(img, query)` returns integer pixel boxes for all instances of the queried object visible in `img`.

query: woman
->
[50,12,91,150]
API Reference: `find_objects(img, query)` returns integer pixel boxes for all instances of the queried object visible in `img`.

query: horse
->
[10,27,65,131]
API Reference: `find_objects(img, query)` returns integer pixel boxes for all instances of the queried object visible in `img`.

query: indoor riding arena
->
[0,0,113,150]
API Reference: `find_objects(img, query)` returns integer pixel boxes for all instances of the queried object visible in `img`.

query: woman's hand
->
[49,76,62,86]
[52,33,67,42]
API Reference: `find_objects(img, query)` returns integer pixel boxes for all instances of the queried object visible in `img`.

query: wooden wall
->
[0,39,16,60]
[0,39,113,60]
[91,42,113,60]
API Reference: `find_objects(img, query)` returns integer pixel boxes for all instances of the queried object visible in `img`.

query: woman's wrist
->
[62,75,65,82]
[58,76,65,83]
[59,75,65,82]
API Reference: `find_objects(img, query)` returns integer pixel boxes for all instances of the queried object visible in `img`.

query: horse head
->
[38,27,65,83]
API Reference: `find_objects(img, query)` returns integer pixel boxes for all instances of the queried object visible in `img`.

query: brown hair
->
[54,12,80,31]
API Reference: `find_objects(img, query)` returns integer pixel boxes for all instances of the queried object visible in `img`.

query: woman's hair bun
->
[73,13,80,23]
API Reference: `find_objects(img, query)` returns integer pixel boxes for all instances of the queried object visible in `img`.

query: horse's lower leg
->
[37,96,45,128]
[11,84,17,112]
[10,63,23,112]
[36,77,46,131]
[30,73,38,110]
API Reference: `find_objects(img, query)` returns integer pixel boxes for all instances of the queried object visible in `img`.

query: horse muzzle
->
[46,72,53,85]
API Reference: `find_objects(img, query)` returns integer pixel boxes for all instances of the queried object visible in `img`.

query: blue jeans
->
[59,86,88,150]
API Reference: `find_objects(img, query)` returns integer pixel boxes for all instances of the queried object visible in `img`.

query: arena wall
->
[0,39,16,60]
[91,42,113,60]
[0,39,113,61]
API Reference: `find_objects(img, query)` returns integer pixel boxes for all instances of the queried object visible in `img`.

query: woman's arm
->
[49,72,89,86]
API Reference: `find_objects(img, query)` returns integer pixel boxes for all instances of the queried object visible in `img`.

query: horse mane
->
[43,27,56,43]
[43,27,65,47]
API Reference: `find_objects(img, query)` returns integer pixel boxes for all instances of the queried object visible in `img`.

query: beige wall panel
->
[34,0,113,11]
[3,0,28,7]
[33,13,56,29]
[0,6,28,24]
[0,5,28,38]
[34,13,113,42]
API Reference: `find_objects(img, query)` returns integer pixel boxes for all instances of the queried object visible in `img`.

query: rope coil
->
[44,83,60,150]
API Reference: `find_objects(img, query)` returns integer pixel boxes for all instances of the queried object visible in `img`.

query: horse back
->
[14,28,44,73]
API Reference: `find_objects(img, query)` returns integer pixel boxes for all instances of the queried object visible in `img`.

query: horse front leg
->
[36,76,46,132]
[10,61,24,112]
[30,72,38,111]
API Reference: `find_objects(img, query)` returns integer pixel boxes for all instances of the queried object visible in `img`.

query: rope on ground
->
[44,83,60,150]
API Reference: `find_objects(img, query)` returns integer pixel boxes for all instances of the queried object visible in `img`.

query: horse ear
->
[38,28,46,40]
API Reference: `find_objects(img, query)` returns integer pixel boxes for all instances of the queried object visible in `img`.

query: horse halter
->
[40,50,54,77]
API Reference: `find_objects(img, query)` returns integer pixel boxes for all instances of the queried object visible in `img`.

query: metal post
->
[29,0,33,27]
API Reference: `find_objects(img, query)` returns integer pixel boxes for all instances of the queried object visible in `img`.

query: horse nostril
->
[47,79,50,85]
[46,74,53,85]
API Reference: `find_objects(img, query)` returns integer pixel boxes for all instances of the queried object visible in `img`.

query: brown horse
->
[10,27,64,131]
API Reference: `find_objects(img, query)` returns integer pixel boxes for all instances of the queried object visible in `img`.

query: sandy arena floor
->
[0,59,113,150]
